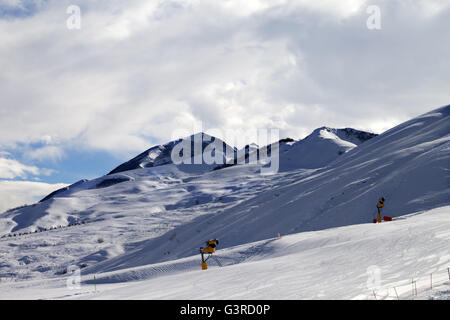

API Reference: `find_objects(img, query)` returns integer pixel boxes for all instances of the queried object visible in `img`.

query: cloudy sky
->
[0,0,449,212]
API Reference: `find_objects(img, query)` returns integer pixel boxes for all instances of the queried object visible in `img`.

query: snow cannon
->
[376,197,385,223]
[204,239,219,253]
[373,197,392,223]
[200,239,219,270]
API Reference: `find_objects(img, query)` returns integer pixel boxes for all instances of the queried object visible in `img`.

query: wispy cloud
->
[23,145,65,162]
[0,157,40,179]
[0,153,56,178]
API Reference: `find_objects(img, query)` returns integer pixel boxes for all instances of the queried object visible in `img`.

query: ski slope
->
[61,105,449,273]
[0,105,448,299]
[0,205,448,300]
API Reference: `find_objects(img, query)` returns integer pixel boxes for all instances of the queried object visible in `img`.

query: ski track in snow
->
[0,105,449,299]
[0,205,449,300]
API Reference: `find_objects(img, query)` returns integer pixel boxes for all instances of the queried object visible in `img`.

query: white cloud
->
[0,180,68,213]
[0,155,55,179]
[416,0,450,17]
[23,145,65,162]
[0,157,40,179]
[0,0,449,156]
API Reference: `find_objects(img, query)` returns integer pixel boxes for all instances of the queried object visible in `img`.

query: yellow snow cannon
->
[203,246,215,254]
[200,239,219,270]
[376,197,385,223]
[204,239,219,253]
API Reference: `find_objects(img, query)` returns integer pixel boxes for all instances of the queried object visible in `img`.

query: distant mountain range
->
[108,127,377,175]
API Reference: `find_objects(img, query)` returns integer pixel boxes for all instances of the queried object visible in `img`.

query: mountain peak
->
[309,127,377,145]
[274,126,377,171]
[108,132,233,175]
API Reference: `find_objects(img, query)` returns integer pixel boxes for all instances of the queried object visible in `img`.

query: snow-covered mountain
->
[34,127,375,204]
[275,127,377,171]
[72,105,448,274]
[0,105,449,299]
[109,132,236,175]
[1,106,448,238]
[215,127,376,171]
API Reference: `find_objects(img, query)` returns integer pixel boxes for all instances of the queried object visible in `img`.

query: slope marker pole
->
[414,279,417,296]
[393,286,399,300]
[430,273,432,290]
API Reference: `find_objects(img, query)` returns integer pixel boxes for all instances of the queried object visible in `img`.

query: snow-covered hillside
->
[0,205,448,300]
[41,105,447,273]
[0,105,448,299]
[0,126,378,236]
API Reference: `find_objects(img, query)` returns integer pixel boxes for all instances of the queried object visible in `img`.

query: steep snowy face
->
[109,133,235,175]
[218,128,376,171]
[326,127,377,145]
[275,127,376,171]
[306,127,377,148]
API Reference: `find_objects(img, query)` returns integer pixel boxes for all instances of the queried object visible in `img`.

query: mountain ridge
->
[35,126,376,203]
[0,105,448,283]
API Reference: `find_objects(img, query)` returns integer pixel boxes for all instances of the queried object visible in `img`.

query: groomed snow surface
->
[0,205,448,300]
[0,105,449,300]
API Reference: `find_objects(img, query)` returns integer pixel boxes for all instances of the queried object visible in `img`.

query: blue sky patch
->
[0,0,48,20]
